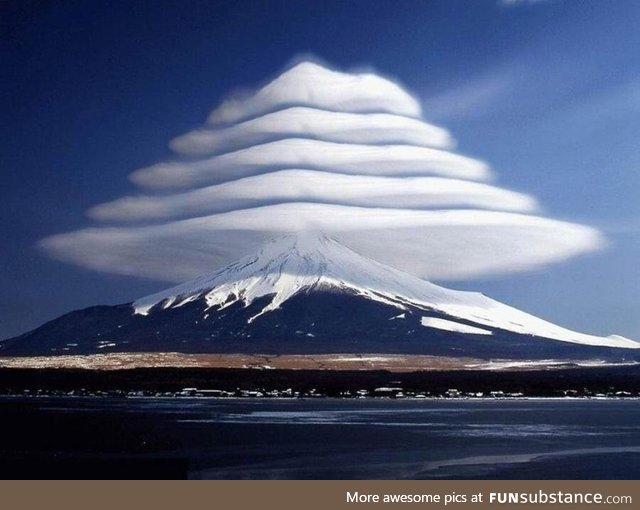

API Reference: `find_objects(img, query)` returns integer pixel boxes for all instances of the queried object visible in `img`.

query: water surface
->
[1,397,639,479]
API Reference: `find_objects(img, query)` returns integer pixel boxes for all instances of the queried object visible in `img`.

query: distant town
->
[2,383,638,400]
[1,363,640,400]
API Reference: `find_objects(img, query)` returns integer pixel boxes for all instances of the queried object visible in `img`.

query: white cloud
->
[130,138,491,189]
[90,170,538,222]
[171,107,453,156]
[43,204,603,282]
[207,61,421,124]
[40,60,604,284]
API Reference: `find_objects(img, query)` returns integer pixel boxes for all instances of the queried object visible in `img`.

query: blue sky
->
[1,0,639,340]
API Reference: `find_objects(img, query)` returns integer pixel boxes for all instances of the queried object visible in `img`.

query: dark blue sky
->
[2,0,639,340]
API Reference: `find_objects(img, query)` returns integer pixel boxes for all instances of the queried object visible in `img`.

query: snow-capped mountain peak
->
[132,233,639,350]
[133,232,439,321]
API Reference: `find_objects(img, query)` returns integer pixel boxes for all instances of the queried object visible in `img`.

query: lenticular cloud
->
[170,107,454,155]
[207,62,422,123]
[130,138,491,189]
[41,60,605,282]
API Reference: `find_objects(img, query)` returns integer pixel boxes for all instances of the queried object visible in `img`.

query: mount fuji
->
[1,233,638,360]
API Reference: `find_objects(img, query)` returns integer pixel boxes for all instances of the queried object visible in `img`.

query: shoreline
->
[1,393,639,401]
[0,351,637,372]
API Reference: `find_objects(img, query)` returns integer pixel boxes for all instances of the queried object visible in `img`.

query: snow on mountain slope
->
[133,233,639,350]
[420,317,493,336]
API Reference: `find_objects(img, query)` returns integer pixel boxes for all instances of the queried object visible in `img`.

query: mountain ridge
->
[1,233,637,358]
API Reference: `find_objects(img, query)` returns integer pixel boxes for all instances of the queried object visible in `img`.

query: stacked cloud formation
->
[41,61,604,282]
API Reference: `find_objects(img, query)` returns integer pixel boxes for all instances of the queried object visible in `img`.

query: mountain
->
[1,233,638,360]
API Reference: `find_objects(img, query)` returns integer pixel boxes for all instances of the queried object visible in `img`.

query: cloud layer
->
[44,204,602,282]
[41,60,605,282]
[171,107,453,155]
[130,138,491,189]
[90,170,538,222]
[207,62,422,124]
